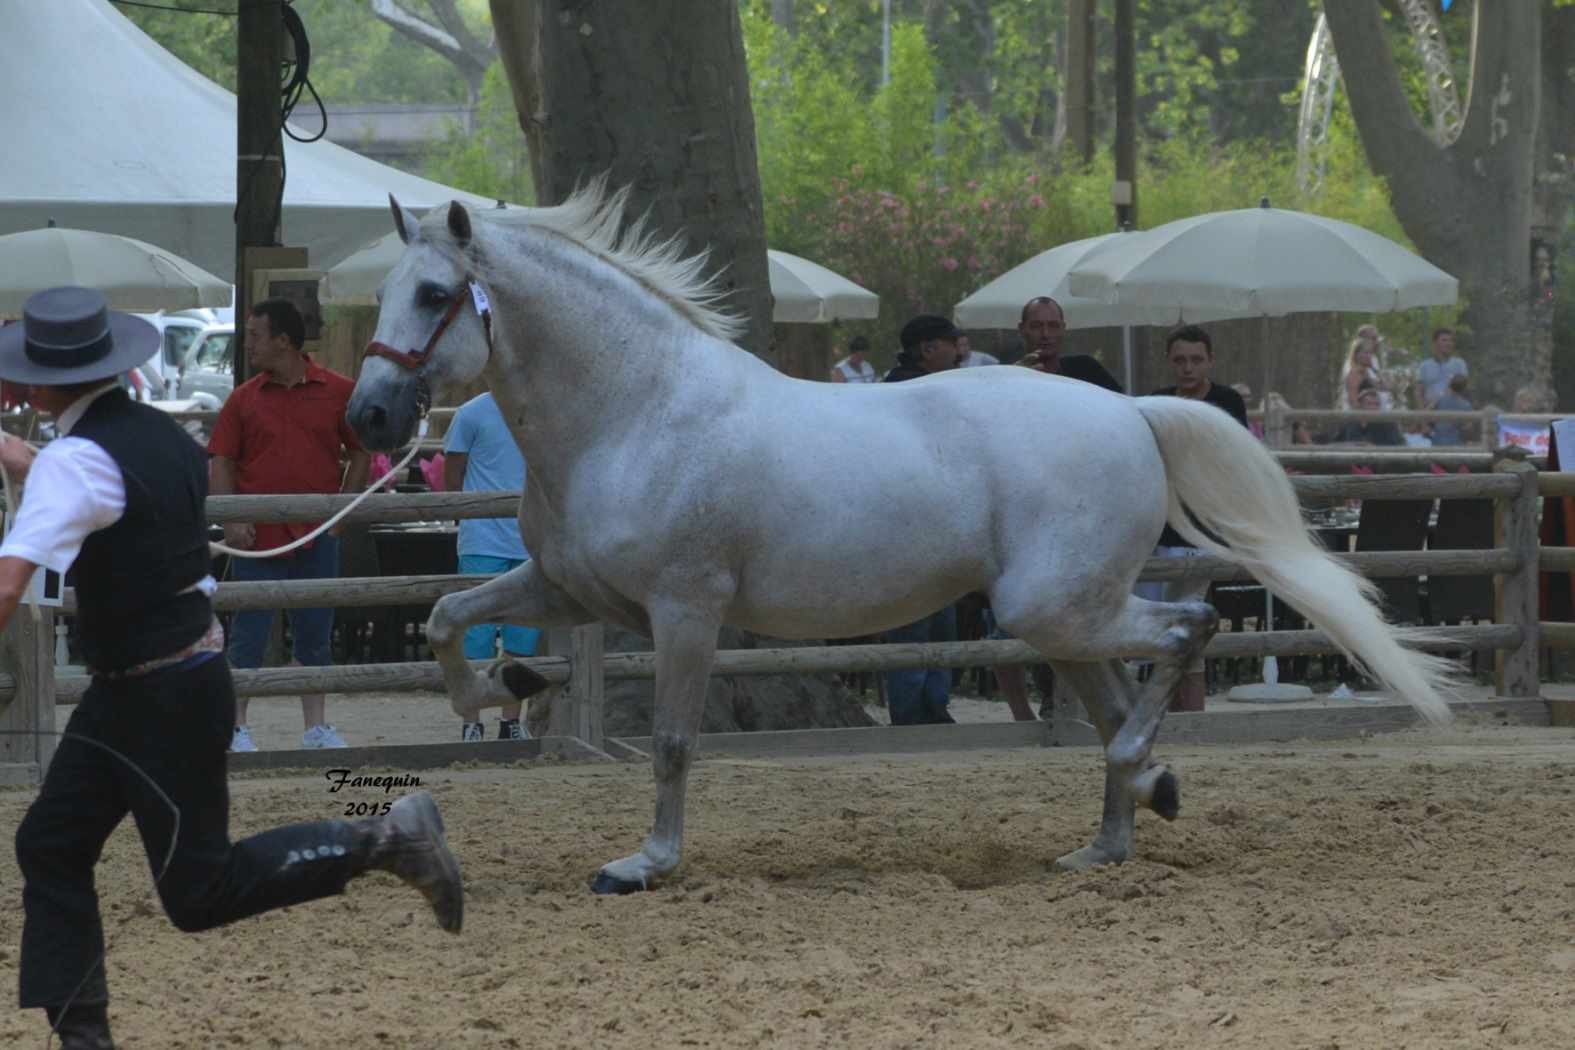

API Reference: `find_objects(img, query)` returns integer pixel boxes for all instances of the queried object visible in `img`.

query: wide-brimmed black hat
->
[0,286,158,385]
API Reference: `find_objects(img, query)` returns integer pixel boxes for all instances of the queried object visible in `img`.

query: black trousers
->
[16,655,371,1009]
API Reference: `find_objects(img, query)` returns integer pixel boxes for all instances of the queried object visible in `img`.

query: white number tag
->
[469,282,491,315]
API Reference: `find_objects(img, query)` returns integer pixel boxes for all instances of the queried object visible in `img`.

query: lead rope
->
[209,414,431,559]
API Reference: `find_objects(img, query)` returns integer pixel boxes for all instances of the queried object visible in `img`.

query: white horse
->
[347,186,1454,894]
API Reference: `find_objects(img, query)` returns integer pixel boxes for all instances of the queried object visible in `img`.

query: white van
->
[134,307,234,400]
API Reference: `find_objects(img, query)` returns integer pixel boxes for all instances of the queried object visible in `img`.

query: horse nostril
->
[366,405,387,430]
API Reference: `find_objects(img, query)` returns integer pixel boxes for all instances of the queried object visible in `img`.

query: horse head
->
[348,196,493,452]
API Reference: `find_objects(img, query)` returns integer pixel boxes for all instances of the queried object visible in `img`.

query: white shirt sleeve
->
[0,437,126,572]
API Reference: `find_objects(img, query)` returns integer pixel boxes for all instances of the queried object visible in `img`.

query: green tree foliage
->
[418,63,534,205]
[118,0,481,104]
[745,4,1435,363]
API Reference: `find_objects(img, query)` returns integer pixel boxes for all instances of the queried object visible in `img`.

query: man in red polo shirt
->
[209,298,370,751]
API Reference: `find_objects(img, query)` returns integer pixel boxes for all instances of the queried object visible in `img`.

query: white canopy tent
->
[0,0,495,282]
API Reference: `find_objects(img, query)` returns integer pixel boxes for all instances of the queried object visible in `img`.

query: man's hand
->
[223,523,256,550]
[0,433,37,485]
[1017,349,1054,373]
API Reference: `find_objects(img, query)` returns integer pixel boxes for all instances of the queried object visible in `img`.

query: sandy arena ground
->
[1,705,1573,1049]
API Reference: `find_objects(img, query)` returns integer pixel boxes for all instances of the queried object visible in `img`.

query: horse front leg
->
[426,559,593,720]
[591,604,720,895]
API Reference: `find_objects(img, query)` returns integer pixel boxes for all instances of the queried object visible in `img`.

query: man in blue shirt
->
[443,392,541,741]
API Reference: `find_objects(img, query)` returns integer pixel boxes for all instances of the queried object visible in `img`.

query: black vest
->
[70,390,213,671]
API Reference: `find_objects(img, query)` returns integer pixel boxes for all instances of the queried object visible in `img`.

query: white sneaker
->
[302,724,348,749]
[461,721,485,742]
[230,725,258,752]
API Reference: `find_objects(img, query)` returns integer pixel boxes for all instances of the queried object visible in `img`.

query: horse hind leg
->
[1044,659,1146,871]
[1101,597,1217,812]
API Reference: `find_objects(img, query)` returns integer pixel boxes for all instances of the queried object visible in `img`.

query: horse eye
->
[420,287,449,308]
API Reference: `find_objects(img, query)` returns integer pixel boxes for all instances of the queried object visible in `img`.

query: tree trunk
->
[1323,0,1543,408]
[368,0,495,111]
[489,0,774,363]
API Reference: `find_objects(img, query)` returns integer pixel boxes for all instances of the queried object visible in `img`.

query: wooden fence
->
[1,456,1569,780]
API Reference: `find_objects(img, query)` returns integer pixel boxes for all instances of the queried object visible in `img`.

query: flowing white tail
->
[1135,396,1455,725]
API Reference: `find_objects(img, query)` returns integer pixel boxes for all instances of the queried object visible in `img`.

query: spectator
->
[830,334,877,383]
[956,333,1000,368]
[208,298,370,751]
[1415,327,1468,409]
[1513,385,1546,414]
[882,314,961,381]
[1014,296,1124,392]
[1431,373,1473,446]
[1339,385,1404,445]
[878,315,962,724]
[992,296,1125,724]
[0,287,460,1050]
[1339,331,1386,411]
[443,391,539,742]
[1142,324,1249,712]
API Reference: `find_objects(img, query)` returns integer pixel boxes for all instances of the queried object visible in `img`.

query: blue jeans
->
[226,537,339,669]
[458,554,542,659]
[883,605,956,725]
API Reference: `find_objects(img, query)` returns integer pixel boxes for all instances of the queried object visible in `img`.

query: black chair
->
[1426,498,1496,678]
[1354,498,1434,623]
[333,527,381,664]
[369,527,458,661]
[1427,499,1495,624]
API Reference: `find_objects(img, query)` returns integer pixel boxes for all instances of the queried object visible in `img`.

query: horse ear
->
[447,200,472,246]
[389,194,419,245]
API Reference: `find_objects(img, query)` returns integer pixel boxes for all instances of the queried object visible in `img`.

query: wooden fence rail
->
[38,623,1527,705]
[54,549,1525,614]
[2,465,1567,779]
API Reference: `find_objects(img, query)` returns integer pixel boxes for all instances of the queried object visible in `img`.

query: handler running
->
[0,288,463,1050]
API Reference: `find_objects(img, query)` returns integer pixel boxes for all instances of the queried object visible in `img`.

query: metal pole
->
[1113,0,1137,229]
[881,0,892,86]
[1122,325,1134,393]
[235,0,286,386]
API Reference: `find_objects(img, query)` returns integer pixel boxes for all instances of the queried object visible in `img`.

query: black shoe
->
[49,1004,115,1049]
[498,718,528,741]
[461,721,484,742]
[366,791,463,934]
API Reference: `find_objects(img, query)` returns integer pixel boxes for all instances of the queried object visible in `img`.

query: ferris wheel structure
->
[1296,1,1464,196]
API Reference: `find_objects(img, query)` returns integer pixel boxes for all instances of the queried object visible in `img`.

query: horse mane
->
[417,178,747,343]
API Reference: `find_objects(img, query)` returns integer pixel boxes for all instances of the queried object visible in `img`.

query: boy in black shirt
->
[1143,325,1250,712]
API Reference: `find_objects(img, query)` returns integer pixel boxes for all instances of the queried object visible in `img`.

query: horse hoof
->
[590,871,648,895]
[1150,769,1180,822]
[500,662,552,700]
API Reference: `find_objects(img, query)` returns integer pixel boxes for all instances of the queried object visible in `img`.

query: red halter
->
[363,279,493,371]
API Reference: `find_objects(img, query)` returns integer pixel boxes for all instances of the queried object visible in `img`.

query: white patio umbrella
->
[766,250,879,323]
[1065,200,1459,702]
[1067,202,1457,321]
[0,226,231,315]
[322,233,879,324]
[954,232,1237,389]
[956,233,1222,331]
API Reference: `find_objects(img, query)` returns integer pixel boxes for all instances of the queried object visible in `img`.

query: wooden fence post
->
[0,608,56,780]
[1492,458,1540,698]
[570,623,605,748]
[543,627,577,738]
